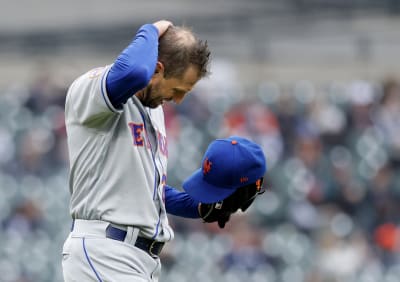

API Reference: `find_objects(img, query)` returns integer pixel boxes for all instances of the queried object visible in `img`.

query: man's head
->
[137,26,211,108]
[158,26,210,79]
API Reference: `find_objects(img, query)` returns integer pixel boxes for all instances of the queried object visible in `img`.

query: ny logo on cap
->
[255,179,262,192]
[240,177,249,183]
[203,157,212,175]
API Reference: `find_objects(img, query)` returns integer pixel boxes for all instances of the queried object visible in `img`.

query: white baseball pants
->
[62,220,162,282]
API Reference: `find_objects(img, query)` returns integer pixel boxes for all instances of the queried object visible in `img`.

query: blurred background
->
[1,0,400,281]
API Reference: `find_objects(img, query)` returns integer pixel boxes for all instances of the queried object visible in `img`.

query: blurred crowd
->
[1,65,400,282]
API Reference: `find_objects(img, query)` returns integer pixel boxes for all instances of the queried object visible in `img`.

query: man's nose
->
[173,93,186,104]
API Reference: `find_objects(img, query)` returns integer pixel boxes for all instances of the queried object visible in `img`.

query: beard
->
[138,84,163,109]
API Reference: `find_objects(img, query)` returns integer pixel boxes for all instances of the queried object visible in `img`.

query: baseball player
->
[61,18,265,282]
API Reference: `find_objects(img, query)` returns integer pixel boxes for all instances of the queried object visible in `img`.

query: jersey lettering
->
[157,131,168,156]
[128,123,168,156]
[88,67,104,79]
[161,174,167,185]
[128,122,145,146]
[161,174,167,203]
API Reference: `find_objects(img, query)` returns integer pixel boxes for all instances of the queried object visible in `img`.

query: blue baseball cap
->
[182,136,267,203]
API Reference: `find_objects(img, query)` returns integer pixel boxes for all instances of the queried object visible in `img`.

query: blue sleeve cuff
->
[164,185,200,218]
[145,23,160,38]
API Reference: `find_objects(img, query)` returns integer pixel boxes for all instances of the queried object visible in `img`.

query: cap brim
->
[182,168,236,204]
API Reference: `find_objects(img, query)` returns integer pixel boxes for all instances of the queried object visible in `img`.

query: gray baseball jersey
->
[65,65,173,242]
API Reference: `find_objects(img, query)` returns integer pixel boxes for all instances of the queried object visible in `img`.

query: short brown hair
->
[158,26,211,79]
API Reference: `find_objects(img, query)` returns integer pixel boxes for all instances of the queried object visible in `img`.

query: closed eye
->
[173,89,186,95]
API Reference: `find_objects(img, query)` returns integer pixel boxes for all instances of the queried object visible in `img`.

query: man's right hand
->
[152,20,173,38]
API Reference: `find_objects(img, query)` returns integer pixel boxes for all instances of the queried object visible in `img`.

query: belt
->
[105,225,164,257]
[71,220,164,257]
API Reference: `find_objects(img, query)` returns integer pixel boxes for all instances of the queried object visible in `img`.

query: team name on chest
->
[128,122,168,156]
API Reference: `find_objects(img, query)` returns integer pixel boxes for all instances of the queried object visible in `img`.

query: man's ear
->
[154,61,165,76]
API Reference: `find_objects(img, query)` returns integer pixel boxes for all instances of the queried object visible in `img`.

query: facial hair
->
[138,84,163,109]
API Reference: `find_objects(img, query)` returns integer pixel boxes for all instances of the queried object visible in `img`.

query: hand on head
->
[152,20,173,37]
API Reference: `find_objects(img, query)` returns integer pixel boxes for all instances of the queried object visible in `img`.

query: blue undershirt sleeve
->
[105,24,159,108]
[164,185,200,218]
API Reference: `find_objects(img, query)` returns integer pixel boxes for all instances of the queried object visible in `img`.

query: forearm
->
[164,185,200,218]
[106,24,159,107]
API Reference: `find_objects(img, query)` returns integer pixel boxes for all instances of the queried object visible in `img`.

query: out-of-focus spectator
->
[346,80,376,133]
[9,128,55,177]
[274,92,299,159]
[24,73,67,114]
[308,95,347,147]
[219,215,274,273]
[174,91,211,128]
[2,199,44,235]
[373,79,400,168]
[221,100,283,168]
[364,163,400,230]
[315,227,369,280]
[292,123,336,205]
